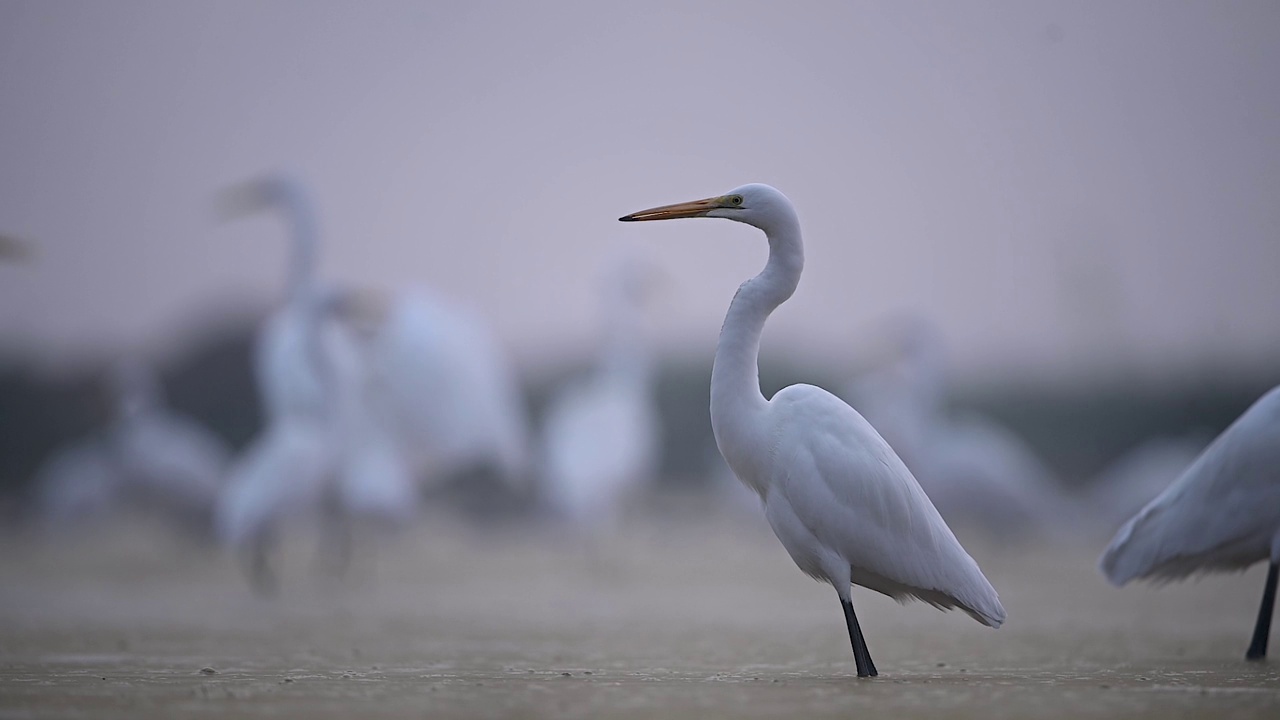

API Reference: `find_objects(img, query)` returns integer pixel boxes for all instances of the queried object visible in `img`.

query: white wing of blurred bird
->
[31,361,230,538]
[108,361,231,534]
[334,356,418,522]
[1100,385,1280,660]
[369,289,530,489]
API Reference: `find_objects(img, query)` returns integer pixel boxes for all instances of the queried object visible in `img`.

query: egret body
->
[214,175,415,591]
[1100,385,1280,660]
[620,184,1004,677]
[540,248,661,528]
[33,361,229,538]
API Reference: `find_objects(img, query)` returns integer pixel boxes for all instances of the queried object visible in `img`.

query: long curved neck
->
[710,214,804,456]
[281,192,319,300]
[599,284,651,386]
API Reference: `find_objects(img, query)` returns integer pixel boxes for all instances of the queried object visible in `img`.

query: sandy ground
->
[1,507,1278,719]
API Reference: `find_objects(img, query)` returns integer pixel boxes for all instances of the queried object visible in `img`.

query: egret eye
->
[730,195,743,206]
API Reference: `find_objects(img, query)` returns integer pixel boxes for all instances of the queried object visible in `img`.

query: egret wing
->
[771,384,1006,626]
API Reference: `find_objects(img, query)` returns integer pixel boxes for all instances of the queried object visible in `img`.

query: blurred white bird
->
[1099,385,1280,660]
[539,246,661,529]
[33,361,231,538]
[841,317,1064,538]
[108,361,232,534]
[369,289,531,511]
[214,175,415,591]
[216,415,335,593]
[621,184,1005,677]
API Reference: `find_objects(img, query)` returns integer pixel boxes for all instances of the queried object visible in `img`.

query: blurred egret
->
[369,289,531,510]
[213,287,364,592]
[620,184,1005,677]
[32,361,230,538]
[215,176,415,590]
[539,247,661,528]
[215,175,356,423]
[108,361,231,535]
[1100,386,1280,660]
[217,415,335,594]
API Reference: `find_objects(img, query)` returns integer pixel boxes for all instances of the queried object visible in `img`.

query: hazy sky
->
[2,1,1278,382]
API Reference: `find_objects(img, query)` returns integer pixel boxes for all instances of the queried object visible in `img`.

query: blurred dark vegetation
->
[2,320,1276,519]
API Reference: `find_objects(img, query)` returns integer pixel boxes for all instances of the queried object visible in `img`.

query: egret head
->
[214,173,308,222]
[619,183,797,234]
[109,358,162,418]
[0,235,33,262]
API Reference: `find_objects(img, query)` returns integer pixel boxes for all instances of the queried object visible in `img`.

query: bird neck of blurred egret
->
[599,287,652,387]
[282,194,320,301]
[710,217,804,493]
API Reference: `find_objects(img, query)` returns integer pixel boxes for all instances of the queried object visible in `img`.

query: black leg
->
[248,545,277,597]
[840,595,878,678]
[316,509,353,579]
[1246,562,1278,661]
[246,529,278,598]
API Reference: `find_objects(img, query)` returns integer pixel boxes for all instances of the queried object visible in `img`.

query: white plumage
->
[1099,385,1280,659]
[216,418,334,548]
[34,361,230,537]
[539,248,661,526]
[213,175,416,589]
[620,183,1004,677]
[760,385,1008,625]
[369,290,530,490]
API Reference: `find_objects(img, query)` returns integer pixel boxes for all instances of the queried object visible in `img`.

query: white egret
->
[214,175,415,590]
[213,286,358,591]
[620,184,1005,677]
[32,361,230,537]
[1100,386,1280,660]
[216,415,335,594]
[216,175,359,424]
[369,289,531,508]
[107,361,231,536]
[539,247,661,528]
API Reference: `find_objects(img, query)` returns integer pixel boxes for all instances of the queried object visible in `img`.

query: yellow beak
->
[619,196,727,222]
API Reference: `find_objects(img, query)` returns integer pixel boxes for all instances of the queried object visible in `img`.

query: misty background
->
[2,0,1279,508]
